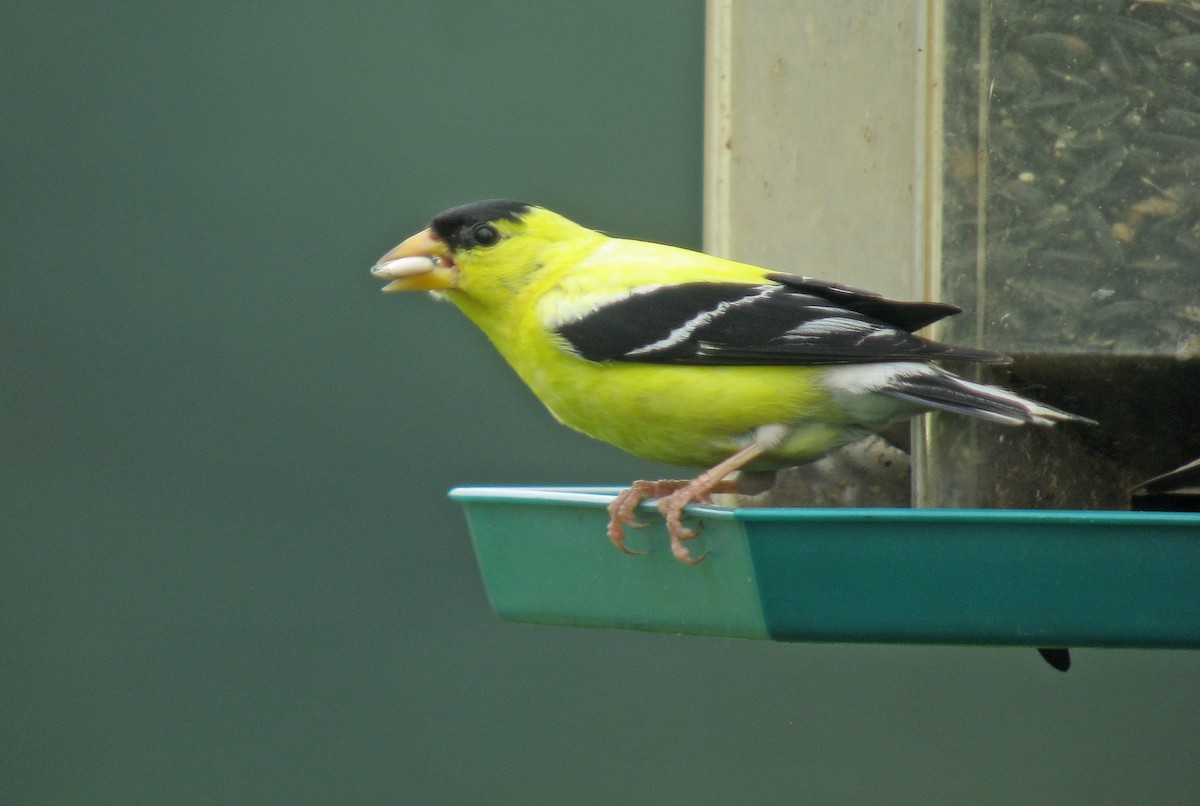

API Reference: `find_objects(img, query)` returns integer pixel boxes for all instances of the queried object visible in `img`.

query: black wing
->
[766,273,962,332]
[554,278,1008,366]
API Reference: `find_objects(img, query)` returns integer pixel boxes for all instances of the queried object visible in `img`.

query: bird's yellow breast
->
[518,351,853,468]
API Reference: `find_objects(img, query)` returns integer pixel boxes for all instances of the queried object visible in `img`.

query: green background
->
[4,2,1198,803]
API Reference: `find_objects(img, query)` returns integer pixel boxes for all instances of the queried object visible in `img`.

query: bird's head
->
[372,200,600,304]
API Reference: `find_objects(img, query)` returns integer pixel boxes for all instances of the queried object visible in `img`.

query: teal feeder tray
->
[450,487,1200,649]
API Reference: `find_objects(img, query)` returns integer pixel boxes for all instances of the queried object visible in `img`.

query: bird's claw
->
[674,548,709,565]
[607,516,647,556]
[608,524,647,556]
[672,525,705,563]
[607,484,658,556]
[659,489,709,564]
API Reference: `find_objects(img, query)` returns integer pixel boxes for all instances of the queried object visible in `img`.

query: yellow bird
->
[373,200,1092,565]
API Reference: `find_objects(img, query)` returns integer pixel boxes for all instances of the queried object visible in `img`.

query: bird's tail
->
[877,365,1095,426]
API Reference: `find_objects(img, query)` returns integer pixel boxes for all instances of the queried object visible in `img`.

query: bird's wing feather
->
[551,280,1009,366]
[766,273,963,332]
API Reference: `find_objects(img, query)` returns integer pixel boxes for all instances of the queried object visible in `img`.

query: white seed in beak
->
[371,255,439,280]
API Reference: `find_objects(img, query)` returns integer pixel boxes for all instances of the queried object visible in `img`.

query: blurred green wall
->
[3,2,1198,804]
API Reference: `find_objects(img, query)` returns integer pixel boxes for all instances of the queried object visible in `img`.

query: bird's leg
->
[607,480,690,555]
[657,442,769,564]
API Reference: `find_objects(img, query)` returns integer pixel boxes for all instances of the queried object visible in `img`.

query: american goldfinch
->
[373,200,1093,565]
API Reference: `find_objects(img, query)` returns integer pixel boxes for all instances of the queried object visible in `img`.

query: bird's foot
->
[655,479,741,564]
[607,480,689,556]
[609,479,741,564]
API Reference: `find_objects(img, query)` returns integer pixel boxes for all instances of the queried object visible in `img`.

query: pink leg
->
[656,443,769,564]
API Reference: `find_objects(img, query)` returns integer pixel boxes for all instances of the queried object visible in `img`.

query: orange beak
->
[371,228,456,292]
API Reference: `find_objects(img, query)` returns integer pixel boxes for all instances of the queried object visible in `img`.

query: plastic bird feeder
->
[453,487,1200,649]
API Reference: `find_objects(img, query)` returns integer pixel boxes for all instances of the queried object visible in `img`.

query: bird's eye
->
[473,224,500,247]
